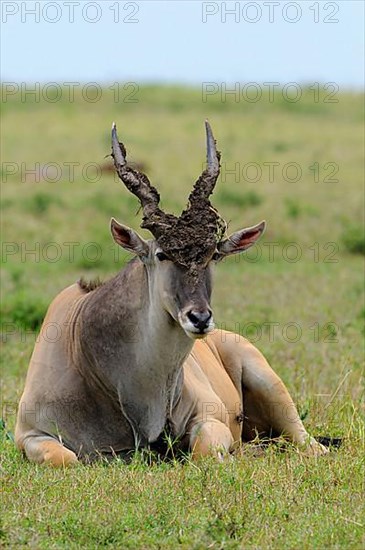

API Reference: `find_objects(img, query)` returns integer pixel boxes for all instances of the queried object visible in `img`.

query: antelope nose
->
[187,310,212,332]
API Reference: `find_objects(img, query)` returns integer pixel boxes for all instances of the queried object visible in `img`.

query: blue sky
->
[1,1,364,87]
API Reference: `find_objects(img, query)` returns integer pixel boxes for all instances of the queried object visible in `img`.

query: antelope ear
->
[110,218,149,257]
[217,221,266,257]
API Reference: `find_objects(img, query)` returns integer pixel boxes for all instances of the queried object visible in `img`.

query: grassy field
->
[1,85,364,548]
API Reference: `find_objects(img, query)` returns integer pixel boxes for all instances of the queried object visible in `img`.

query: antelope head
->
[111,121,265,339]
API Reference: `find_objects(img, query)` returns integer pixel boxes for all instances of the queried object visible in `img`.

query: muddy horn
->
[111,122,176,237]
[187,120,221,206]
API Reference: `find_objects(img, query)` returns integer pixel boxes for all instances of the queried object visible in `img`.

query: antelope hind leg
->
[17,431,78,467]
[212,332,328,456]
[240,342,328,456]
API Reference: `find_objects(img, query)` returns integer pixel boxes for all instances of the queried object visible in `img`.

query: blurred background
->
[2,1,364,86]
[1,4,364,546]
[1,1,364,407]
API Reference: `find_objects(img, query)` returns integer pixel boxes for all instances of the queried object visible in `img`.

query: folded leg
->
[209,331,327,456]
[16,430,78,466]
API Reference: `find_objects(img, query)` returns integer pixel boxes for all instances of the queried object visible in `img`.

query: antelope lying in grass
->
[15,122,327,466]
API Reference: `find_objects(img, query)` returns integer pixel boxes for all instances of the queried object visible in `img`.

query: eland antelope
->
[15,122,327,466]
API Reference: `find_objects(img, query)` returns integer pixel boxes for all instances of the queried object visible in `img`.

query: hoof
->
[299,437,329,457]
[42,441,78,467]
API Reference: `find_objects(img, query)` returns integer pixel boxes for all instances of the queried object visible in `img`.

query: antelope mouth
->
[178,312,215,340]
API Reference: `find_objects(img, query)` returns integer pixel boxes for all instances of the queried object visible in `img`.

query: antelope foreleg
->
[189,420,233,459]
[17,432,78,467]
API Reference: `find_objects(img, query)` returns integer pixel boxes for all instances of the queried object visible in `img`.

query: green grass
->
[1,84,364,548]
[341,224,365,255]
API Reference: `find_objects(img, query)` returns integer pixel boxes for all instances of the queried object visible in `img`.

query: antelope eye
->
[212,252,221,261]
[155,251,169,262]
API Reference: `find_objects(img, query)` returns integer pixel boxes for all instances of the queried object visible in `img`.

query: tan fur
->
[180,332,327,459]
[17,435,78,467]
[38,440,78,467]
[15,122,326,466]
[15,286,327,467]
